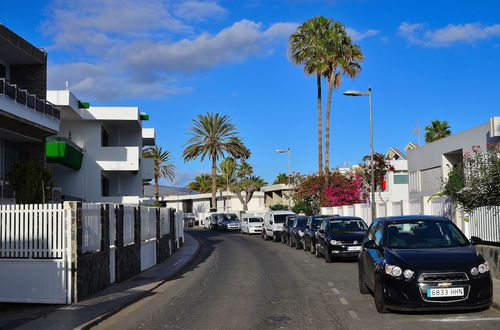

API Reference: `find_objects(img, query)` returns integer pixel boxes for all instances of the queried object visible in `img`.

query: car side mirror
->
[318,229,325,234]
[470,236,483,245]
[269,221,273,225]
[363,240,378,249]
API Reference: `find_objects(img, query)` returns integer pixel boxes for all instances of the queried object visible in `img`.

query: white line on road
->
[328,282,334,286]
[348,311,359,320]
[339,298,349,305]
[332,288,340,294]
[173,258,184,266]
[422,317,500,322]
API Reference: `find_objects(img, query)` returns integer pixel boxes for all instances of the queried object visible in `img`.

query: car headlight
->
[470,267,479,276]
[330,240,342,245]
[385,264,413,278]
[478,261,490,274]
[298,230,305,237]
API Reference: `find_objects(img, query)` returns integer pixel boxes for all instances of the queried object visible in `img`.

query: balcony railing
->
[0,78,60,121]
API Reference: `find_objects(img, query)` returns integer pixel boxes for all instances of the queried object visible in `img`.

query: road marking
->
[173,258,184,266]
[339,298,349,305]
[348,311,359,320]
[327,281,334,286]
[422,317,500,322]
[332,288,340,294]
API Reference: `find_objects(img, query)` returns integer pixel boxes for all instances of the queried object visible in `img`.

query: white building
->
[407,117,500,200]
[46,90,155,204]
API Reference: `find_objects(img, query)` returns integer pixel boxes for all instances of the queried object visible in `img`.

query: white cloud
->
[346,27,379,41]
[398,22,500,47]
[173,1,226,21]
[43,1,294,101]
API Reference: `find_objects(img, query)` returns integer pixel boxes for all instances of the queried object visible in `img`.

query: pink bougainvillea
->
[322,173,367,207]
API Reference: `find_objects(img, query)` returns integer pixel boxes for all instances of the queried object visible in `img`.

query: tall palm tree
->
[289,16,332,174]
[217,157,239,188]
[183,113,249,210]
[143,145,175,203]
[425,120,452,143]
[187,174,212,193]
[324,22,363,172]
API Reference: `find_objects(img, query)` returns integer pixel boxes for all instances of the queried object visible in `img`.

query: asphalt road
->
[94,229,500,330]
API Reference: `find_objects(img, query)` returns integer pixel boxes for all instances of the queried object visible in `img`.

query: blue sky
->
[2,0,500,186]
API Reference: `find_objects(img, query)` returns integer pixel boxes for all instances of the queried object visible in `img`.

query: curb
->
[80,234,201,329]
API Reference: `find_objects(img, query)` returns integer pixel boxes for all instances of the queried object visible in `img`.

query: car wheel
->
[289,236,295,247]
[310,242,315,254]
[359,271,370,294]
[295,239,302,250]
[281,234,285,243]
[324,247,332,263]
[303,241,308,251]
[374,278,389,313]
[273,233,279,242]
[315,243,321,258]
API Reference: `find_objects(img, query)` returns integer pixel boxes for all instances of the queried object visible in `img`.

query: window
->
[101,126,109,147]
[373,223,384,245]
[393,174,409,184]
[101,175,109,196]
[409,171,420,192]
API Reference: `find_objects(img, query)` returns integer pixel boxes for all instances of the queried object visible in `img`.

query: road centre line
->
[332,288,340,294]
[348,311,359,320]
[339,298,349,305]
[422,317,500,322]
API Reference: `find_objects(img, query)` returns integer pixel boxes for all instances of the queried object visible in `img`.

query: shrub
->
[6,161,53,204]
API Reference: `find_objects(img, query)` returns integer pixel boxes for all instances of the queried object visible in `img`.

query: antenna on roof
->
[65,81,69,90]
[412,119,421,145]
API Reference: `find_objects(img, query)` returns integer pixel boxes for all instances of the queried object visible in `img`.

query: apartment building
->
[0,25,60,202]
[407,117,500,200]
[46,90,155,204]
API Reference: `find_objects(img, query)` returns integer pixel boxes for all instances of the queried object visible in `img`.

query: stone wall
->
[476,245,500,280]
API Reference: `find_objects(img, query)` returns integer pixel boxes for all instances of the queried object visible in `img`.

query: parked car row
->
[259,211,493,314]
[204,213,241,231]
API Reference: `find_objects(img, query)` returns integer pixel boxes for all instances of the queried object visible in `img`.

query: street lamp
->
[275,148,291,210]
[343,88,376,220]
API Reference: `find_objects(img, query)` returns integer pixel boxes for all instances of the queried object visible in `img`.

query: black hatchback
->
[316,216,368,262]
[358,216,492,313]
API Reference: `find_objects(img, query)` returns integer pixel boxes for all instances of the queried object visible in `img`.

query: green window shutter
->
[393,174,409,184]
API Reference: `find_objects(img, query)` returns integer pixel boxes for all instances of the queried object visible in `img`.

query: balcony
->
[142,158,154,181]
[142,128,155,146]
[0,78,60,121]
[95,146,139,171]
[46,137,84,170]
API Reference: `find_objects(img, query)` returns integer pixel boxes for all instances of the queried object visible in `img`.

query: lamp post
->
[343,88,376,220]
[275,148,291,210]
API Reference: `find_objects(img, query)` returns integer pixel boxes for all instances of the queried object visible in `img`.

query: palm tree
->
[143,145,175,203]
[273,173,288,184]
[324,21,363,172]
[289,16,332,174]
[217,157,239,188]
[187,174,212,193]
[425,120,452,143]
[183,113,249,210]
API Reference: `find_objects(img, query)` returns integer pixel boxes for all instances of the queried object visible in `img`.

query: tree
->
[289,16,332,174]
[217,157,239,189]
[143,146,175,203]
[230,161,266,211]
[187,174,213,193]
[425,120,451,143]
[323,21,363,172]
[273,173,288,184]
[358,153,394,202]
[183,113,250,210]
[6,161,53,204]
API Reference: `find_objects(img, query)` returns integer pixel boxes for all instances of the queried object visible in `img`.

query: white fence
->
[160,208,171,235]
[123,205,135,245]
[140,207,157,271]
[466,206,500,243]
[82,203,101,252]
[0,204,72,304]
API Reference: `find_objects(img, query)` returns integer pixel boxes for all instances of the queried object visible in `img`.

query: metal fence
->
[82,203,101,252]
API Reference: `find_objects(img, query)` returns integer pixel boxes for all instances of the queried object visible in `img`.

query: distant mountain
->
[143,185,199,197]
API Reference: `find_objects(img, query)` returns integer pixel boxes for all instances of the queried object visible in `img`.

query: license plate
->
[347,246,361,251]
[427,287,464,297]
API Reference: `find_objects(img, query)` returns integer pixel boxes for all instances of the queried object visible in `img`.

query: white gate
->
[109,205,116,284]
[140,207,156,271]
[0,204,72,304]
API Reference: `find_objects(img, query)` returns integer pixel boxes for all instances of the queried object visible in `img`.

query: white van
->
[240,214,264,234]
[262,210,295,242]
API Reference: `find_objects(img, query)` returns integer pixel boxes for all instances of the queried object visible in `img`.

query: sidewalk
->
[492,278,500,311]
[7,233,199,330]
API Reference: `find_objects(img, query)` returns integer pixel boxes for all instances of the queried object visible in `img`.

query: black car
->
[289,216,308,249]
[358,216,492,313]
[303,215,331,254]
[316,216,368,262]
[281,215,296,244]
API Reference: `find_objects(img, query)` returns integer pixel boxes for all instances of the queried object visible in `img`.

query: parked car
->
[262,210,296,241]
[316,216,368,262]
[303,215,331,253]
[209,213,220,230]
[204,216,211,229]
[281,215,297,244]
[289,216,309,249]
[241,215,263,234]
[217,213,240,231]
[358,216,492,313]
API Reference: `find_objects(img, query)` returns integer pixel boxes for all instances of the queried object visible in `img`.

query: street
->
[94,229,500,329]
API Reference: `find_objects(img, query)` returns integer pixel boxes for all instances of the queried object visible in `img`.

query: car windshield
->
[274,214,292,223]
[312,219,323,229]
[296,217,307,227]
[221,214,239,221]
[249,218,263,223]
[386,220,469,249]
[329,219,368,232]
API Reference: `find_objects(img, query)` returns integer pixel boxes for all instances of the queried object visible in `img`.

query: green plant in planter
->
[6,161,53,204]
